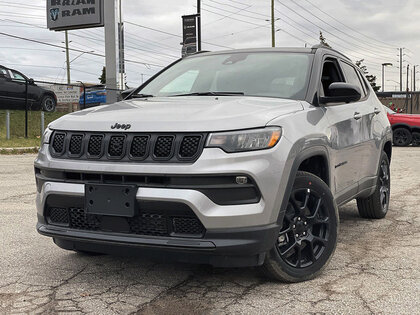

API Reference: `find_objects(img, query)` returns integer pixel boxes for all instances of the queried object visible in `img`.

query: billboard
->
[47,0,104,31]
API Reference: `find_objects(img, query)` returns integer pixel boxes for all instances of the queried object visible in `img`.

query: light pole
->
[382,63,393,92]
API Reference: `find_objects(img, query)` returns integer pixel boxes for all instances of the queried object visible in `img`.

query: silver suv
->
[35,46,392,282]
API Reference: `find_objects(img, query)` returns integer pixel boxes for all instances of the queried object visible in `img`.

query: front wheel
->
[41,95,56,112]
[262,171,339,282]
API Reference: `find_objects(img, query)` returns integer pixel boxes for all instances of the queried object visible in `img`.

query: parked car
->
[385,106,420,146]
[79,85,107,108]
[35,46,392,282]
[0,65,57,111]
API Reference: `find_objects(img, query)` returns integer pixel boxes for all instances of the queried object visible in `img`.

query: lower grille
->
[47,206,205,238]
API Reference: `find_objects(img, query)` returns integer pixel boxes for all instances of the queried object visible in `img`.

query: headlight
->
[41,128,53,144]
[206,127,282,153]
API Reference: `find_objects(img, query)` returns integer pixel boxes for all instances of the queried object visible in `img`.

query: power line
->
[0,32,165,68]
[275,0,395,60]
[125,20,233,49]
[301,0,399,50]
[287,0,397,54]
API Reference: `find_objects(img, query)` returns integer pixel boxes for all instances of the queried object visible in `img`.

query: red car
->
[385,107,420,146]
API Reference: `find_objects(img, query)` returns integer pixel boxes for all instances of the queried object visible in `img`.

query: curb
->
[0,147,39,155]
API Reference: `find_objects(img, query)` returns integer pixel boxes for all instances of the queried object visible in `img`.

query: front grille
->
[128,213,167,236]
[179,136,201,158]
[172,217,205,236]
[48,207,69,224]
[108,136,125,157]
[52,132,65,154]
[130,136,149,158]
[47,206,205,238]
[154,136,174,158]
[50,131,206,163]
[69,135,83,155]
[88,135,104,157]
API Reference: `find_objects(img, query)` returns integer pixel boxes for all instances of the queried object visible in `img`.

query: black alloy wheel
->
[412,132,420,146]
[393,128,412,146]
[263,171,338,282]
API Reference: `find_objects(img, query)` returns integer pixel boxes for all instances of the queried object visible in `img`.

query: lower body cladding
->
[34,144,292,267]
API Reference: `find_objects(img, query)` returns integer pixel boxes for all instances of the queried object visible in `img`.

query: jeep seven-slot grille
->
[50,131,205,163]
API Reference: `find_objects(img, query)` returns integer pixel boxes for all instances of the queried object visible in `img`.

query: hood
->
[50,96,304,132]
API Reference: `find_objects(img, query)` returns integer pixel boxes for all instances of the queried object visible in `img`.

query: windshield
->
[137,52,312,100]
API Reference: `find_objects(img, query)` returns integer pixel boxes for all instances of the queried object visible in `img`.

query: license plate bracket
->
[85,184,137,217]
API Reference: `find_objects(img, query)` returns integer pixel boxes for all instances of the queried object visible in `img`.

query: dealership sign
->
[181,14,198,57]
[46,85,81,104]
[47,0,104,31]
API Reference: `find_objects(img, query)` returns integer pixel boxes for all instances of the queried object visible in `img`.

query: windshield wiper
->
[131,93,154,98]
[171,91,245,97]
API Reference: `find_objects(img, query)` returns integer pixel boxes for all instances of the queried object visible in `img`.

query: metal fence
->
[0,78,127,141]
[376,91,420,114]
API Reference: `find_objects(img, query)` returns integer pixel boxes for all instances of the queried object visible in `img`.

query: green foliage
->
[99,66,106,84]
[319,31,331,48]
[356,59,381,92]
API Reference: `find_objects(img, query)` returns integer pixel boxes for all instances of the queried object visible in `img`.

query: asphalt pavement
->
[0,147,419,314]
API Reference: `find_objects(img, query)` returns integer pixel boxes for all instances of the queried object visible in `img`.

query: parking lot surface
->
[0,147,419,314]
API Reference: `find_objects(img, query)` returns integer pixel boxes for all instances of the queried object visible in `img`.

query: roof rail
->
[311,44,351,61]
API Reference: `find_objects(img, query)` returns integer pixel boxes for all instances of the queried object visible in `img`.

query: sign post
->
[182,14,198,57]
[104,0,118,104]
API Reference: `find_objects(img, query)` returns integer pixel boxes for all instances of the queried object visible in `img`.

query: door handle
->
[353,112,362,120]
[374,107,381,115]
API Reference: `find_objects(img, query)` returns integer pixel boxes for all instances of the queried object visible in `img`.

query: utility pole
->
[65,30,70,84]
[407,64,410,91]
[414,65,416,91]
[197,0,201,51]
[399,48,403,91]
[118,0,125,90]
[271,0,275,47]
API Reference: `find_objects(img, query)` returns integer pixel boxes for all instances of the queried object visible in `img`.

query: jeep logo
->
[111,123,131,130]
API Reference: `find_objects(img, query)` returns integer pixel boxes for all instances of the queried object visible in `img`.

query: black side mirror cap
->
[28,78,35,85]
[319,82,362,105]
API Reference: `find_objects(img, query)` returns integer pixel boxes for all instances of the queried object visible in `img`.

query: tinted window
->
[341,62,365,97]
[321,59,344,96]
[10,70,25,81]
[138,52,313,100]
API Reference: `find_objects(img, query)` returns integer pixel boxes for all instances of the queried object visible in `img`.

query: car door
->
[339,60,375,185]
[320,57,363,199]
[0,66,9,108]
[9,70,29,109]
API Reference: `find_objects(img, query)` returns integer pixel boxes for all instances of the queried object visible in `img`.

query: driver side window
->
[10,70,25,82]
[320,59,344,97]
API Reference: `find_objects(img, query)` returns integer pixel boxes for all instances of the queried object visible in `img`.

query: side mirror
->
[319,82,361,105]
[28,78,35,85]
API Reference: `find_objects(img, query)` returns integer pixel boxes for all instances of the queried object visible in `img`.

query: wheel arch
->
[392,123,412,132]
[383,141,392,162]
[278,146,331,224]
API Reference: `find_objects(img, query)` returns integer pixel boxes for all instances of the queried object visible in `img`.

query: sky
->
[0,0,418,91]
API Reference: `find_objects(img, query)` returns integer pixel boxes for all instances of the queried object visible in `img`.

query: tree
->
[355,59,381,92]
[319,31,331,48]
[99,66,106,84]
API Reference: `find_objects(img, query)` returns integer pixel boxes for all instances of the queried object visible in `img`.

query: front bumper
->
[35,138,293,265]
[37,221,280,267]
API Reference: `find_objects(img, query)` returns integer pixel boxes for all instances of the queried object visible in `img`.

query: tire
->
[412,132,420,146]
[393,128,412,146]
[41,94,56,112]
[262,171,339,282]
[357,152,390,219]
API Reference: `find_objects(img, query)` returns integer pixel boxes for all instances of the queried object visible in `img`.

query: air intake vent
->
[108,135,125,157]
[130,136,149,158]
[52,132,65,154]
[154,136,174,158]
[88,135,104,157]
[69,134,83,155]
[179,136,201,158]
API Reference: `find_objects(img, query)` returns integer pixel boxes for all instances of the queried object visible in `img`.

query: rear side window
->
[340,62,366,98]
